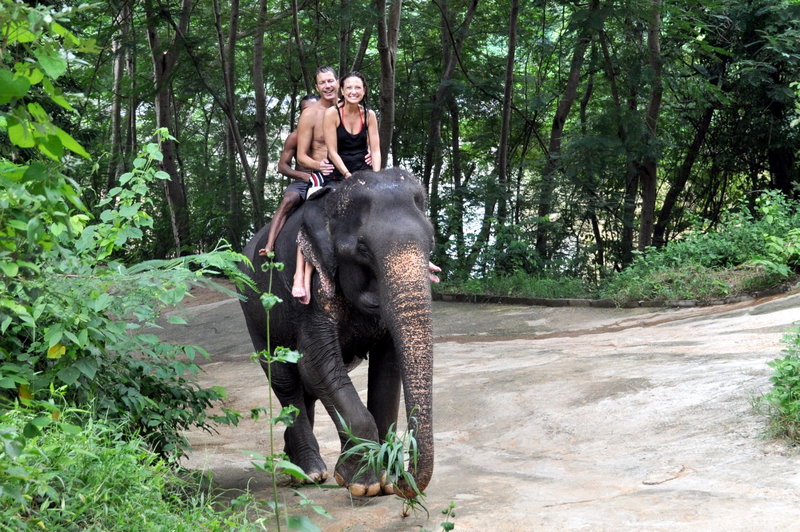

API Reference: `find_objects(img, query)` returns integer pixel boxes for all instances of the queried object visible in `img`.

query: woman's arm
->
[367,110,381,171]
[323,106,350,177]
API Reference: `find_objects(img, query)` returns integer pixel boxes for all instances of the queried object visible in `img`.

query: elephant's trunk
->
[379,241,434,497]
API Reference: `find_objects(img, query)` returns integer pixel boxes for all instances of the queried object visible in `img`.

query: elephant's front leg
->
[297,335,383,497]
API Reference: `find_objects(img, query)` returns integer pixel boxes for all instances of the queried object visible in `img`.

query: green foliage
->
[338,413,425,513]
[759,326,800,442]
[0,1,97,161]
[0,408,267,531]
[1,131,250,457]
[437,271,592,300]
[599,191,800,304]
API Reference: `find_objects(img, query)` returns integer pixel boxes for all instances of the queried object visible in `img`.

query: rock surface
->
[166,286,800,531]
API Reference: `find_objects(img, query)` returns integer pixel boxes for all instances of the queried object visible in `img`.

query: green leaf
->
[27,101,49,122]
[4,439,24,460]
[276,460,313,482]
[4,20,37,44]
[38,133,64,160]
[260,293,282,310]
[44,326,64,348]
[54,126,90,159]
[0,262,19,276]
[58,423,82,435]
[6,117,35,148]
[93,293,112,312]
[0,69,31,104]
[57,365,81,385]
[74,358,98,379]
[286,516,323,532]
[34,47,67,79]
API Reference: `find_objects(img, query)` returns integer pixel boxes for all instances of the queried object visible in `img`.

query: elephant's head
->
[302,168,435,496]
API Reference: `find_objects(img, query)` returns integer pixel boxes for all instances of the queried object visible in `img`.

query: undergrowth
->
[599,191,800,304]
[758,326,800,442]
[0,407,266,531]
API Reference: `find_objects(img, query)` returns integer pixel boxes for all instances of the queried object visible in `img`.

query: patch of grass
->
[598,263,789,305]
[0,409,266,531]
[436,270,593,299]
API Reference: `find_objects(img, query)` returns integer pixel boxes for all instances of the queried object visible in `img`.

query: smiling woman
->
[323,71,382,179]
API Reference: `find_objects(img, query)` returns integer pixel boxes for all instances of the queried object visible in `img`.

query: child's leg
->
[301,262,315,305]
[292,245,306,299]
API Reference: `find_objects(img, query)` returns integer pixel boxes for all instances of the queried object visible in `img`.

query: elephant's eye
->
[356,241,370,257]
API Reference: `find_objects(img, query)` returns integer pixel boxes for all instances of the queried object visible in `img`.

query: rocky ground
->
[163,284,800,531]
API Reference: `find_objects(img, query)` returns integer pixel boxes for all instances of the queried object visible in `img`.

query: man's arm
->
[278,132,312,181]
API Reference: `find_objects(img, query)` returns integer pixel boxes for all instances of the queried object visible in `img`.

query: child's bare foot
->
[258,247,272,257]
[292,278,306,301]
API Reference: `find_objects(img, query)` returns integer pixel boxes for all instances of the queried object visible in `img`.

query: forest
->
[3,1,800,528]
[6,0,800,282]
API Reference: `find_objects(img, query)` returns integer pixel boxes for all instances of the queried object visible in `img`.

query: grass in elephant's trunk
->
[378,241,434,498]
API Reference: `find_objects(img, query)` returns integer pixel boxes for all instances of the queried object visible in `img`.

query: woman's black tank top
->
[330,105,369,179]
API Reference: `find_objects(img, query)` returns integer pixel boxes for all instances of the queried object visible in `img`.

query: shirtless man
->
[258,94,319,257]
[295,66,340,184]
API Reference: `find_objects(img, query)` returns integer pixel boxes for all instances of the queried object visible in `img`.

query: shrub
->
[599,191,800,303]
[759,326,800,442]
[0,408,265,531]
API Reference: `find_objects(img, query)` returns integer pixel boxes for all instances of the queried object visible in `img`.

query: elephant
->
[238,168,435,498]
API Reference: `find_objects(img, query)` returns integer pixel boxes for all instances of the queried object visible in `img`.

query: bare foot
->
[428,261,441,283]
[258,247,271,257]
[292,280,306,301]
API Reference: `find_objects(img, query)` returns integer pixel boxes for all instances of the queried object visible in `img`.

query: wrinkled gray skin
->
[238,168,434,498]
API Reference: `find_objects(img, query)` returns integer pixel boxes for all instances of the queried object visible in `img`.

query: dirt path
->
[166,285,800,531]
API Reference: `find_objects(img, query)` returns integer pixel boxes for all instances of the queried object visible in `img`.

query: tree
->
[144,0,192,255]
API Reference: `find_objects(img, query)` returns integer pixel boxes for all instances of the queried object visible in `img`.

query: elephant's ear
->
[300,198,337,283]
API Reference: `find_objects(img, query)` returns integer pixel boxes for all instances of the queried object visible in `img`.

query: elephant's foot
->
[285,450,328,484]
[333,465,395,497]
[334,470,382,497]
[302,467,328,485]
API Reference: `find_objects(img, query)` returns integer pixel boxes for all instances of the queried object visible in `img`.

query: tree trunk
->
[338,0,352,76]
[448,96,467,265]
[653,106,714,246]
[375,0,403,167]
[124,4,137,171]
[423,0,478,192]
[291,0,312,92]
[495,0,518,229]
[637,0,663,250]
[252,0,269,207]
[106,1,131,194]
[351,25,372,72]
[212,0,263,229]
[144,0,192,255]
[535,0,601,259]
